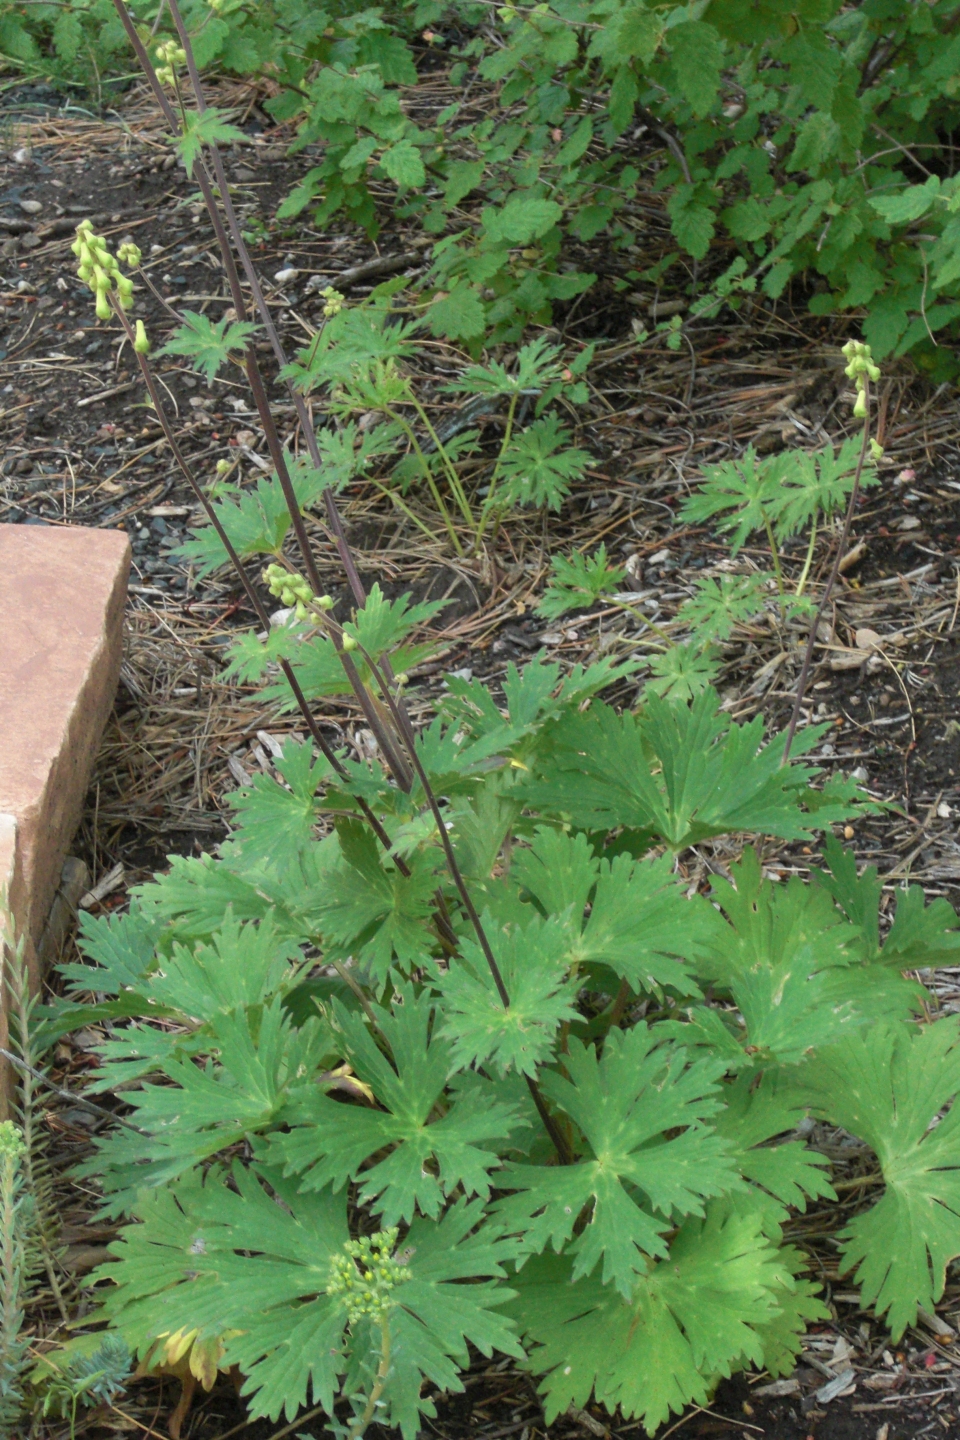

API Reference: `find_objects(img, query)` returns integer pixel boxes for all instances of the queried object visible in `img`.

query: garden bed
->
[3,85,960,1440]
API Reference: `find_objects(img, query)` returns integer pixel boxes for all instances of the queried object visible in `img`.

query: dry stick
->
[783,384,872,761]
[0,1049,149,1136]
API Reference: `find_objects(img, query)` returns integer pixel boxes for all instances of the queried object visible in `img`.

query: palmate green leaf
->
[225,738,334,872]
[260,634,436,710]
[63,902,163,995]
[80,998,331,1215]
[282,302,421,392]
[770,437,880,538]
[438,656,638,776]
[95,1163,348,1417]
[131,851,309,941]
[82,1022,207,1095]
[801,1018,960,1338]
[536,544,626,619]
[145,911,304,1023]
[680,446,781,554]
[254,583,444,710]
[95,1164,520,1438]
[514,829,710,996]
[444,336,566,397]
[218,620,308,686]
[713,1071,835,1230]
[818,835,960,969]
[176,458,329,575]
[342,582,449,655]
[684,850,927,1064]
[645,643,722,701]
[177,107,248,176]
[524,689,859,849]
[314,821,438,977]
[434,912,581,1077]
[156,311,260,383]
[508,1200,796,1434]
[676,574,772,644]
[495,1028,737,1296]
[268,987,522,1223]
[495,416,591,510]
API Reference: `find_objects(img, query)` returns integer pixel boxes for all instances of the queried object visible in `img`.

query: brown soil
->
[4,80,960,1440]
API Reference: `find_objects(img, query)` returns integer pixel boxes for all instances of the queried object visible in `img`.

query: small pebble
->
[843,825,855,840]
[274,267,300,284]
[19,198,43,214]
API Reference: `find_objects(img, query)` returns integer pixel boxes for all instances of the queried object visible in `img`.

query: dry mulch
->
[4,76,960,1440]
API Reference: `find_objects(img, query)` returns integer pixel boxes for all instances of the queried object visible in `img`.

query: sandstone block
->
[0,523,130,973]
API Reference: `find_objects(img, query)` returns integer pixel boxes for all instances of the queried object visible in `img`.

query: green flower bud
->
[215,458,232,475]
[0,1121,25,1160]
[869,438,884,461]
[95,290,112,322]
[317,594,334,611]
[117,242,142,268]
[321,286,344,318]
[116,275,134,310]
[853,390,867,419]
[341,634,358,653]
[134,319,150,355]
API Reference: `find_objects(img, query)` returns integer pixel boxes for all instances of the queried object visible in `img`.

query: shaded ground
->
[4,80,960,1440]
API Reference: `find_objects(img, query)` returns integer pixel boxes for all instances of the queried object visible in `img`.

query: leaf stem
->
[383,407,463,554]
[763,515,785,601]
[351,639,574,1166]
[407,397,475,528]
[348,1319,391,1440]
[474,390,520,547]
[110,303,412,852]
[795,516,817,599]
[784,389,871,761]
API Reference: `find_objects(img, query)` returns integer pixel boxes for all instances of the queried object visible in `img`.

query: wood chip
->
[78,861,125,908]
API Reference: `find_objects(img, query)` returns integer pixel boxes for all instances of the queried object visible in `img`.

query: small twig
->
[0,1049,149,1136]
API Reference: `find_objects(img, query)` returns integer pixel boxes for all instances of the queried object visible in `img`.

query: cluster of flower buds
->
[154,38,187,87]
[262,562,334,621]
[0,1120,25,1162]
[321,286,344,318]
[327,1228,413,1325]
[72,220,139,323]
[842,338,880,419]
